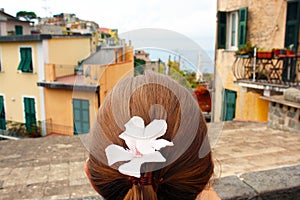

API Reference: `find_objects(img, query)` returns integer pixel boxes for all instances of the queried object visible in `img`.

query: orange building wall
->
[44,88,97,135]
[235,90,269,122]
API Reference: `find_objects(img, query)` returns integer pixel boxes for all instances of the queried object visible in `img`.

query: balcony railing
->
[45,119,73,135]
[233,53,300,88]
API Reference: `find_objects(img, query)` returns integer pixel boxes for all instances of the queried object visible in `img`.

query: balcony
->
[233,52,300,93]
[38,64,99,92]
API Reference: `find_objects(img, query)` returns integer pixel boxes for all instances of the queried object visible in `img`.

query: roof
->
[0,34,92,42]
[37,75,99,92]
[0,10,30,23]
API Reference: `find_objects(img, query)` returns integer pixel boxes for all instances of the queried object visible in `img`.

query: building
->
[0,9,31,36]
[135,50,150,61]
[37,44,134,136]
[214,0,300,122]
[0,34,92,136]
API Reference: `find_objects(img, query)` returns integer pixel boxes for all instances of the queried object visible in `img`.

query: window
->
[285,1,300,52]
[228,12,238,49]
[217,7,248,50]
[17,47,33,73]
[15,25,23,35]
[73,99,90,134]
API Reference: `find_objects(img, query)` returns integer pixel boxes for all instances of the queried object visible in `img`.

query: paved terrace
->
[0,121,299,199]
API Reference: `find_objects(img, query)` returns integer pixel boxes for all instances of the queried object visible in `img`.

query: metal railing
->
[45,119,73,135]
[233,53,300,87]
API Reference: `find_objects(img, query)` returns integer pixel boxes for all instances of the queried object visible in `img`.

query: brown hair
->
[85,72,214,200]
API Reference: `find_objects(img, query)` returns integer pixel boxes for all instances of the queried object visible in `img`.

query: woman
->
[83,71,219,199]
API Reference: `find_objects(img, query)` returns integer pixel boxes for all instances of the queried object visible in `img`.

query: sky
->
[0,0,217,73]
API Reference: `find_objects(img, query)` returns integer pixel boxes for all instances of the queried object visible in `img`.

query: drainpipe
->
[212,0,219,122]
[96,86,100,108]
[253,47,257,82]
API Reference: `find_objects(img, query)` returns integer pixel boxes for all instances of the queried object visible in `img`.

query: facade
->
[0,34,92,136]
[135,50,150,61]
[214,0,300,122]
[38,44,134,136]
[0,9,31,36]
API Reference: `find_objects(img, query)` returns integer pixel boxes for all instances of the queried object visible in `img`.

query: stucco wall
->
[235,89,268,121]
[47,37,91,65]
[99,61,134,103]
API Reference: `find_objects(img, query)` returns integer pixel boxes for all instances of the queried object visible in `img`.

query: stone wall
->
[268,102,300,133]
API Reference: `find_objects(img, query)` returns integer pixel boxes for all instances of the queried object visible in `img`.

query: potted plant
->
[257,48,273,59]
[235,41,255,57]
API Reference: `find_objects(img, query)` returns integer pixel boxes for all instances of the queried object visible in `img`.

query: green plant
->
[235,41,255,56]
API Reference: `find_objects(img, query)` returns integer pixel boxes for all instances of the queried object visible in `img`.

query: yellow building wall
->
[0,42,41,123]
[235,90,268,122]
[44,88,97,135]
[47,37,91,65]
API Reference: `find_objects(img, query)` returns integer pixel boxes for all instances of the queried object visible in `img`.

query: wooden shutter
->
[0,96,6,130]
[24,97,37,132]
[285,1,300,51]
[238,7,248,49]
[17,48,33,72]
[217,11,227,49]
[222,89,237,121]
[73,99,90,135]
[23,48,33,72]
[17,48,27,71]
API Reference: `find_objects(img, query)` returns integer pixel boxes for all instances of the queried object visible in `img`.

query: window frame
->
[227,11,239,50]
[17,46,34,73]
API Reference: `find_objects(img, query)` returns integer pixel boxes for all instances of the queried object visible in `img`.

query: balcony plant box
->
[257,51,273,59]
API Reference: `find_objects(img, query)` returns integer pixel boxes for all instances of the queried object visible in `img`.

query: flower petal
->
[136,139,156,155]
[123,116,145,138]
[144,119,167,139]
[118,151,167,178]
[151,139,174,150]
[105,144,134,166]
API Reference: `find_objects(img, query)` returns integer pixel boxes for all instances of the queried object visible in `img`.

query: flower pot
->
[257,51,273,59]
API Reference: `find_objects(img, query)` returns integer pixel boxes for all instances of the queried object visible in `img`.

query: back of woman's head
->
[84,72,214,200]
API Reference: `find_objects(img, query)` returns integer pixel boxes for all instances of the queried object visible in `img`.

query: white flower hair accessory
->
[105,116,174,178]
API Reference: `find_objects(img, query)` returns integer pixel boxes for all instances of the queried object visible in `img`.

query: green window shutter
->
[73,99,90,135]
[0,96,6,130]
[15,25,23,35]
[285,1,300,51]
[18,48,33,72]
[24,97,37,132]
[17,48,27,71]
[217,11,227,49]
[222,89,237,121]
[238,7,248,49]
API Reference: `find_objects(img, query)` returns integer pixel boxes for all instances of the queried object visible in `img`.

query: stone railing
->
[260,88,300,133]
